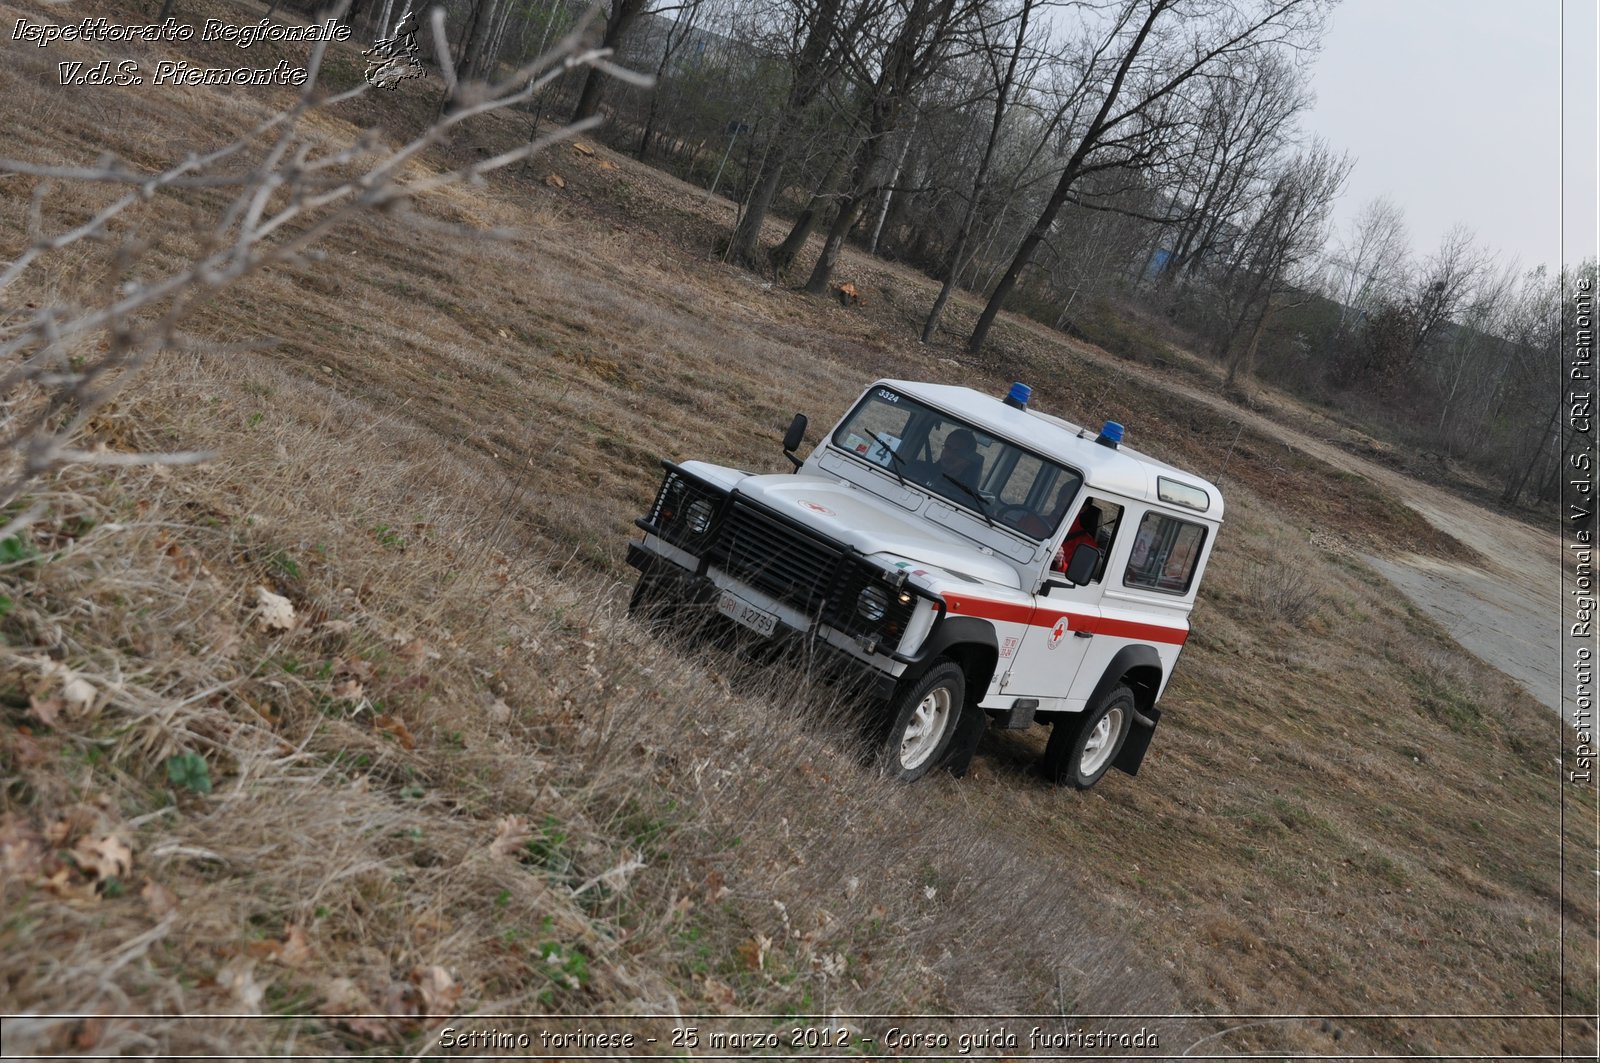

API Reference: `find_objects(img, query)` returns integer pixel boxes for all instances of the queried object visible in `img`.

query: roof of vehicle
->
[881,379,1226,522]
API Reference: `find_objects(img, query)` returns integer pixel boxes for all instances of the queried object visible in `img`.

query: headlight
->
[857,585,889,622]
[686,499,714,535]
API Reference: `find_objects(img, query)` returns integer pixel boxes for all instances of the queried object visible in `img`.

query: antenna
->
[1077,382,1112,437]
[1213,421,1244,485]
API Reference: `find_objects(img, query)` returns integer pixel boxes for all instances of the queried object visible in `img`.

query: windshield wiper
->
[870,432,909,487]
[942,474,995,527]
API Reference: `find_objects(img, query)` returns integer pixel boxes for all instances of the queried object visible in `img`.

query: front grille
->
[707,498,916,651]
[714,500,842,610]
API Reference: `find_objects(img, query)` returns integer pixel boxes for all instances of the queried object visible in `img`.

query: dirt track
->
[1112,359,1565,717]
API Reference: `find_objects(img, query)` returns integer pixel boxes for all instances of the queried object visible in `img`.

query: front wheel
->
[628,571,674,630]
[1041,684,1134,789]
[882,662,965,782]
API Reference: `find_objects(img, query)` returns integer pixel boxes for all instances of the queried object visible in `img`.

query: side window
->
[1124,511,1207,594]
[1053,496,1122,584]
[1087,499,1122,582]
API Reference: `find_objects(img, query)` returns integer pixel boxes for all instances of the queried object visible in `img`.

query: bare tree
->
[920,0,1048,341]
[725,0,881,266]
[1211,140,1350,386]
[964,0,1330,355]
[800,0,979,295]
[1153,48,1308,294]
[1323,195,1409,333]
[636,0,708,159]
[571,0,657,120]
[1402,224,1490,371]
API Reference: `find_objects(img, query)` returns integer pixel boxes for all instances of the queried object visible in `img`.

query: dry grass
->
[0,0,1594,1056]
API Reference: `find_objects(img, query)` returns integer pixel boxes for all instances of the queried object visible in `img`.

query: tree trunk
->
[454,0,497,84]
[768,152,848,274]
[729,152,789,265]
[1225,295,1272,387]
[867,127,915,254]
[770,199,826,276]
[803,190,868,295]
[1502,409,1558,504]
[572,0,645,122]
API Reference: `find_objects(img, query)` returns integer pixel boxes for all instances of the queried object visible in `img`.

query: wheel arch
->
[918,616,999,707]
[905,617,998,779]
[1089,643,1165,778]
[1088,643,1163,718]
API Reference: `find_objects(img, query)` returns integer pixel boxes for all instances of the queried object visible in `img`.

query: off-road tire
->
[628,572,673,628]
[882,661,965,782]
[1041,684,1134,789]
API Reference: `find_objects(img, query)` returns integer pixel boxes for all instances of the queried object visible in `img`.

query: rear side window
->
[1124,512,1207,594]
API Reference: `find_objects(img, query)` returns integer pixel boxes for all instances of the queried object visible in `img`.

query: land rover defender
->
[625,380,1223,787]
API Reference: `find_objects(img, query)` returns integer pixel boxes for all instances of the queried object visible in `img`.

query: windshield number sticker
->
[875,387,900,403]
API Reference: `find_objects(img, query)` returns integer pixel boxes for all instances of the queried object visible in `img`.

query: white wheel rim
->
[1078,706,1123,777]
[900,686,952,771]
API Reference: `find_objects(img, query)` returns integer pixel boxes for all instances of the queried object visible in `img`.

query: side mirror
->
[782,413,808,471]
[1065,543,1101,587]
[1044,543,1102,592]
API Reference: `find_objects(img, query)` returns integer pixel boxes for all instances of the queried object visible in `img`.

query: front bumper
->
[628,541,933,702]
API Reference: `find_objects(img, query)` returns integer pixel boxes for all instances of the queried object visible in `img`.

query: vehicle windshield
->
[831,385,1082,540]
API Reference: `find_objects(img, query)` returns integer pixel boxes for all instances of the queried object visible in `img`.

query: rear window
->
[1124,512,1207,594]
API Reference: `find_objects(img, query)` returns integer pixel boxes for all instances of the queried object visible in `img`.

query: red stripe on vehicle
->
[943,596,1188,646]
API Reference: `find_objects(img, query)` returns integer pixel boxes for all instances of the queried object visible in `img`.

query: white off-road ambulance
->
[625,379,1223,788]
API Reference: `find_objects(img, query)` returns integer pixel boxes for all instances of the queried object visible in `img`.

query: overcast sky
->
[1304,0,1597,276]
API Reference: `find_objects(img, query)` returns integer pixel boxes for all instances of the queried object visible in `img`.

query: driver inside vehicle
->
[930,429,980,490]
[1053,504,1101,573]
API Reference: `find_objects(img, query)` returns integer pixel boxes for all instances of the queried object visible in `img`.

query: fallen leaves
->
[141,879,179,918]
[736,936,765,971]
[23,658,101,726]
[72,833,132,880]
[0,815,45,879]
[412,964,461,1013]
[486,697,512,723]
[701,975,736,1007]
[395,637,438,666]
[253,586,296,632]
[62,675,97,713]
[249,924,313,967]
[544,173,566,189]
[490,815,532,860]
[217,957,265,1012]
[373,714,416,750]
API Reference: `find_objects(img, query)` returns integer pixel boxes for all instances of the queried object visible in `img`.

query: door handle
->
[1074,630,1093,639]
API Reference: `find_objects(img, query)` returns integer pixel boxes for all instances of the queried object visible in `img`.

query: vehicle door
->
[996,496,1127,710]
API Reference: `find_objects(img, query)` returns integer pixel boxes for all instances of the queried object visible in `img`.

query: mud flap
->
[1113,705,1160,776]
[942,700,989,778]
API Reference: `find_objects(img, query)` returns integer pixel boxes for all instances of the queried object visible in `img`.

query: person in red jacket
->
[1053,504,1101,574]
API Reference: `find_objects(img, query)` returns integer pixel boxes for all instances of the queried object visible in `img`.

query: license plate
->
[716,590,778,637]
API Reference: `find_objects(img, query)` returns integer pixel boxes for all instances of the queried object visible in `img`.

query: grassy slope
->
[0,0,1594,1056]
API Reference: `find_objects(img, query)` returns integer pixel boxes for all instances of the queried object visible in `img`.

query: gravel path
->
[1109,358,1565,718]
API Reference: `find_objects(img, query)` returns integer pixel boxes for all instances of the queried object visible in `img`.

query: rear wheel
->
[1041,684,1134,789]
[883,662,965,782]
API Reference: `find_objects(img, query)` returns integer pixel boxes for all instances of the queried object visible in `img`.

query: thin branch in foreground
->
[0,3,636,511]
